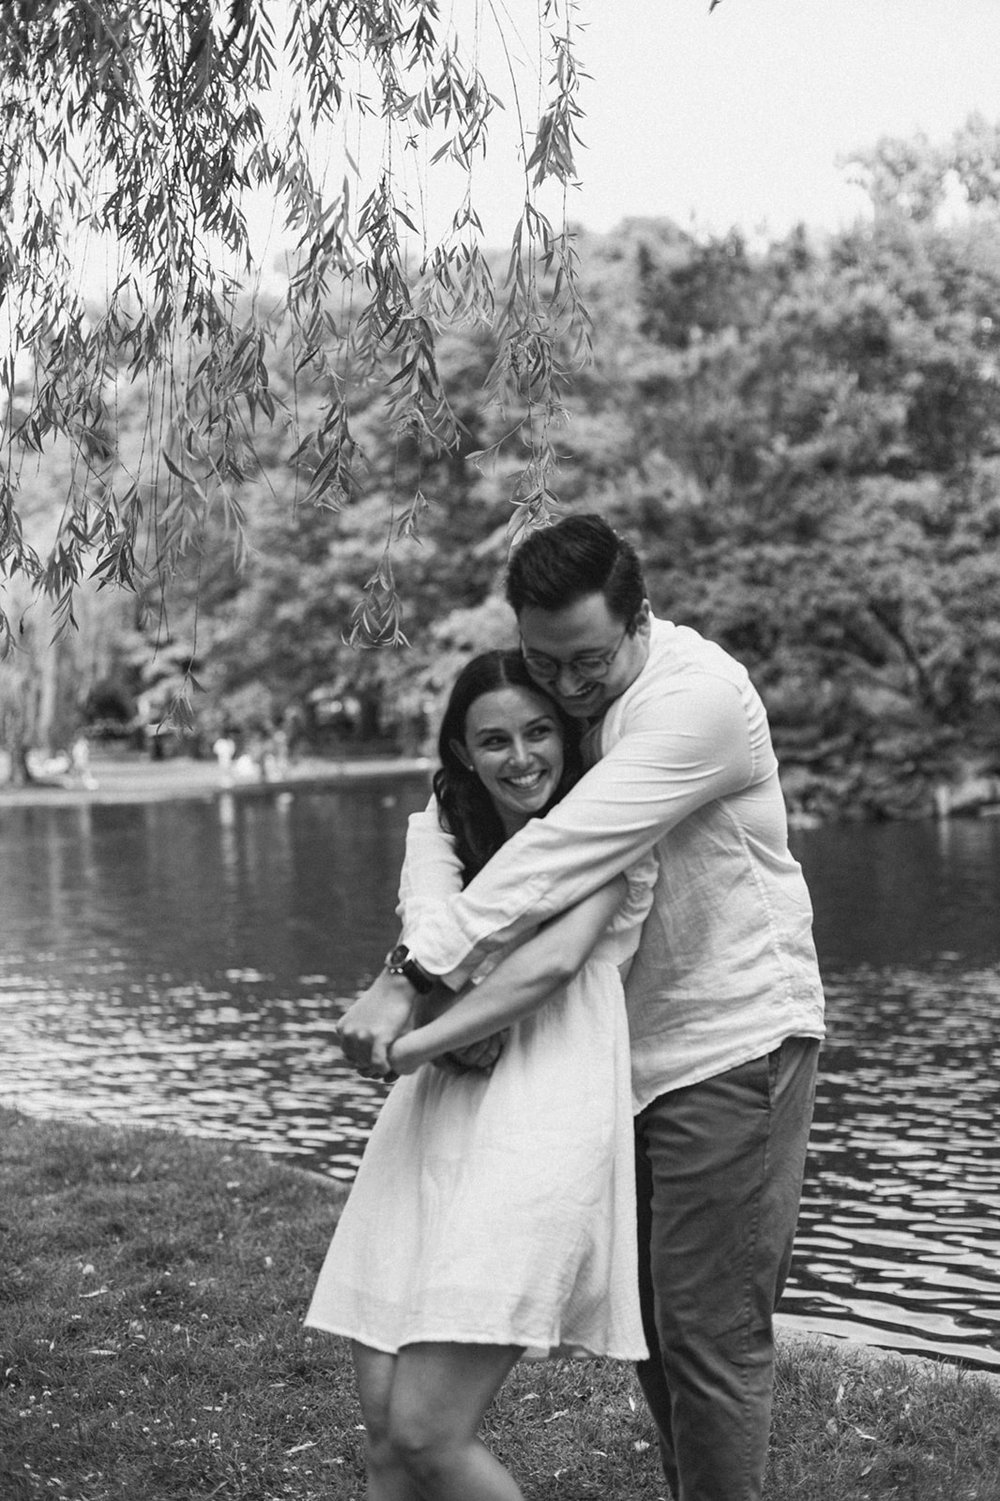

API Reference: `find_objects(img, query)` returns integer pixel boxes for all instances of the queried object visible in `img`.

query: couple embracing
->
[307,514,825,1501]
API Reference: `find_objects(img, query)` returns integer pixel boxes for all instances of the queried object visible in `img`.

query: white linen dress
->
[305,825,655,1362]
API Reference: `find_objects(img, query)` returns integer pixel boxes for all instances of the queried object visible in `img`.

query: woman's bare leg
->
[352,1343,421,1501]
[389,1342,525,1500]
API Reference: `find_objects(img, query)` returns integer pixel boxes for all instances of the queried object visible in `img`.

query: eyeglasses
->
[520,623,631,683]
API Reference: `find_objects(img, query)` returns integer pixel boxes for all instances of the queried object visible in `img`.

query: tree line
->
[4,122,1000,820]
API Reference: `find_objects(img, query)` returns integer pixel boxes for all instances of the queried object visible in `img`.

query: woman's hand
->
[335,973,416,1072]
[388,1027,508,1077]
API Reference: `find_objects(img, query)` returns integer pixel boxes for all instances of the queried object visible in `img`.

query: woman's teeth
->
[507,771,545,789]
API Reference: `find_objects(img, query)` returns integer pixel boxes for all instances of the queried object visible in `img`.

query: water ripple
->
[3,796,1000,1368]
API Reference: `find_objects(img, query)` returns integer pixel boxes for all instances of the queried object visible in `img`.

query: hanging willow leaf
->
[0,0,609,642]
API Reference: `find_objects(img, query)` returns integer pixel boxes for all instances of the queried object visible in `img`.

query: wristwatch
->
[384,943,435,995]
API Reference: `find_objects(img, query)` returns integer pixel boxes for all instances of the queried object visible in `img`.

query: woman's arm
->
[395,801,465,935]
[387,874,628,1074]
[337,803,465,1066]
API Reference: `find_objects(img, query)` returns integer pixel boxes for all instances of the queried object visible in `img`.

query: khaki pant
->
[634,1036,820,1501]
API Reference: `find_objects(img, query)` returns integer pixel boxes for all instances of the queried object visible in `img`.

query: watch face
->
[387,944,409,967]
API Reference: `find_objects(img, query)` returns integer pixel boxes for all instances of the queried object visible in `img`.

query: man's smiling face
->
[518,593,650,720]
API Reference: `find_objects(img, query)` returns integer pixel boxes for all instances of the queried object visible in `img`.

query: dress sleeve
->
[406,673,753,987]
[395,798,465,939]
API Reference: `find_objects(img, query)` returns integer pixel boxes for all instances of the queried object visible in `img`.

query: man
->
[338,513,825,1501]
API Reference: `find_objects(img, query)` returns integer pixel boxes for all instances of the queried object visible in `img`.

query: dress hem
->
[303,1317,647,1363]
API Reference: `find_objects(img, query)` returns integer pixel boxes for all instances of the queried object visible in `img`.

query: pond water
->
[2,779,1000,1371]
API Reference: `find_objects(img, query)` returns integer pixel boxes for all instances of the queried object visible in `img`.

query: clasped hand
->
[335,972,507,1079]
[334,971,413,1076]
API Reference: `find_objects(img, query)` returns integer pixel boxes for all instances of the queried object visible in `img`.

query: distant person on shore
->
[69,733,97,791]
[269,726,290,779]
[233,743,259,781]
[338,514,825,1501]
[212,734,236,785]
[308,648,656,1499]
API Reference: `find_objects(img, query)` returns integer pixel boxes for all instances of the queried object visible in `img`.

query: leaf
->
[0,0,594,648]
[161,451,192,482]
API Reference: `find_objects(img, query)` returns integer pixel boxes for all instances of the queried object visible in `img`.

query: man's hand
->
[437,1030,508,1075]
[335,972,417,1073]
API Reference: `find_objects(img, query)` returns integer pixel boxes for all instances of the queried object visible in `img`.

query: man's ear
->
[634,599,653,638]
[450,738,474,771]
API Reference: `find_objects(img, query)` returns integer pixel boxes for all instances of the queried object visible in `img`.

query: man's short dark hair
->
[505,513,646,626]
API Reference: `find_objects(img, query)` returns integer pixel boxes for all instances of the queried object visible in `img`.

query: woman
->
[306,650,654,1501]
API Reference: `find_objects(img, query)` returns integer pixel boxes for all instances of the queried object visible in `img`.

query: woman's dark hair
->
[433,649,582,883]
[505,512,646,628]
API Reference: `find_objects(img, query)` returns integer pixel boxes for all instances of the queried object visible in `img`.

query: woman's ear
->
[450,738,474,772]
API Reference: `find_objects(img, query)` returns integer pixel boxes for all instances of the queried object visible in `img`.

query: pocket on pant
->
[723,1050,772,1104]
[767,1042,784,1097]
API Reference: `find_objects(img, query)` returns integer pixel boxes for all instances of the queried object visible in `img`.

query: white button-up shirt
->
[399,617,825,1110]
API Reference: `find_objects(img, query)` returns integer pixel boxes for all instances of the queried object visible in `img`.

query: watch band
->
[384,943,435,995]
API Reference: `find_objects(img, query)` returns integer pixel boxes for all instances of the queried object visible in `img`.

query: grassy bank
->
[2,1108,998,1501]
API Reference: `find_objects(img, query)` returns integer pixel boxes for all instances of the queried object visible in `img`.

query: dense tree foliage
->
[4,118,1000,818]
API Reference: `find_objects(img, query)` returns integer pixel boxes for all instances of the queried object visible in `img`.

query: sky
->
[462,0,1000,242]
[67,0,1000,301]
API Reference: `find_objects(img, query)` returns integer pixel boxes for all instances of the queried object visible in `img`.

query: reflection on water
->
[782,966,1000,1366]
[0,785,427,1175]
[1,977,388,1179]
[784,819,1000,1368]
[2,790,1000,1369]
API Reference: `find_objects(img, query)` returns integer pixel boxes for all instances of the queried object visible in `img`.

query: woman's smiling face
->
[455,685,565,835]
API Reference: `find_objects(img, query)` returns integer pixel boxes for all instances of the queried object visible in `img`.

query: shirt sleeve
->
[407,672,754,986]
